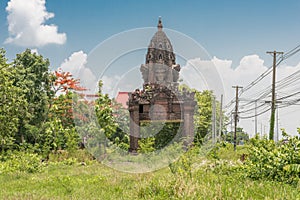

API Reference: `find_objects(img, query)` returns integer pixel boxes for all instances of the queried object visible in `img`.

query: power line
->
[225,44,300,110]
[239,107,271,119]
[224,44,300,130]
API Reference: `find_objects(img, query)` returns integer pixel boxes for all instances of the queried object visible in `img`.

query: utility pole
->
[267,51,283,140]
[230,112,233,143]
[212,96,216,143]
[232,86,243,151]
[219,94,223,142]
[276,105,279,142]
[255,100,257,135]
[260,123,263,138]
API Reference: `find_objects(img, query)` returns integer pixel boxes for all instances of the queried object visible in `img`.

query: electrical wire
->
[224,44,300,121]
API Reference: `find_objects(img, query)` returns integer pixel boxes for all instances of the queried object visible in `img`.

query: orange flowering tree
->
[53,68,86,94]
[42,68,89,152]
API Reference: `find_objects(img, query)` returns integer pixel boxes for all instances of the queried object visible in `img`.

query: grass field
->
[0,147,299,200]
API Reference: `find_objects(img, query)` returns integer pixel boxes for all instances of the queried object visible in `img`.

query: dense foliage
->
[11,49,53,145]
[243,130,300,185]
[0,49,86,156]
[0,49,25,151]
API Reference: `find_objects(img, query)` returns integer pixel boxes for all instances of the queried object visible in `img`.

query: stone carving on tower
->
[140,18,181,86]
[128,18,196,153]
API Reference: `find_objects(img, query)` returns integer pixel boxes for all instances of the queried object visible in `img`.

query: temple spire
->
[157,16,163,30]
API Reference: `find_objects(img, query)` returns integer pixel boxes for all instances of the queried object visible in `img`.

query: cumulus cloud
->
[61,51,87,74]
[60,51,97,92]
[180,58,225,99]
[5,0,66,47]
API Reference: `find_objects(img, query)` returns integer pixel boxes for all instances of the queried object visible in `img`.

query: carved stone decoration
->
[140,64,149,83]
[172,64,180,82]
[128,18,196,153]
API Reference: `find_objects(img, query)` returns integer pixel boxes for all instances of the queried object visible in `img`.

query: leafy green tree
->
[95,81,118,139]
[49,92,74,129]
[193,90,214,142]
[11,49,54,145]
[41,69,88,155]
[0,49,25,151]
[93,80,119,155]
[93,81,131,151]
[191,89,228,144]
[223,127,249,144]
[42,118,79,153]
[110,100,130,150]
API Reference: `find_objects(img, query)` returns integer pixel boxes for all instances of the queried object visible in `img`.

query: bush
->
[243,132,300,185]
[0,151,43,173]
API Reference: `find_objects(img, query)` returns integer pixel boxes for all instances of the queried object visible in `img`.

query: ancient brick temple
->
[128,18,196,153]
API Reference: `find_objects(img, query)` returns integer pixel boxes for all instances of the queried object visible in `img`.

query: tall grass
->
[0,146,299,199]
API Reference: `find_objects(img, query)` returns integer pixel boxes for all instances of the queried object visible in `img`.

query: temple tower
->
[128,18,196,153]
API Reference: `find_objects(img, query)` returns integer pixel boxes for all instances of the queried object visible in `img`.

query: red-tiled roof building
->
[115,92,129,108]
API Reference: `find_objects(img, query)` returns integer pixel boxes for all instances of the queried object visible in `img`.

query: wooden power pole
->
[255,100,258,135]
[212,96,216,143]
[232,86,243,151]
[218,94,223,142]
[267,51,283,140]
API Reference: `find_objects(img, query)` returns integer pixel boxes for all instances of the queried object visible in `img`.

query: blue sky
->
[1,0,300,68]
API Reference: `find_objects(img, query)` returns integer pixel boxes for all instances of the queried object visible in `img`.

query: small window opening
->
[139,105,143,113]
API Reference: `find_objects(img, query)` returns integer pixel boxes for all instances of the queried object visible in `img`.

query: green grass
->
[0,147,299,199]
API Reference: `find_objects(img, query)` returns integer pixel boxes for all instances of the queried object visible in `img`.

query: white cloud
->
[180,58,225,99]
[60,51,97,92]
[61,51,87,74]
[5,0,66,47]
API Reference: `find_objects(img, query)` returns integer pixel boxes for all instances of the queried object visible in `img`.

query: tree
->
[179,85,227,144]
[110,100,130,150]
[95,81,117,140]
[50,68,87,129]
[11,49,53,145]
[193,90,214,142]
[52,68,86,94]
[223,127,249,144]
[0,49,25,151]
[42,68,87,154]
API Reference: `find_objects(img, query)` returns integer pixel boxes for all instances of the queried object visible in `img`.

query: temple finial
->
[157,16,163,30]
